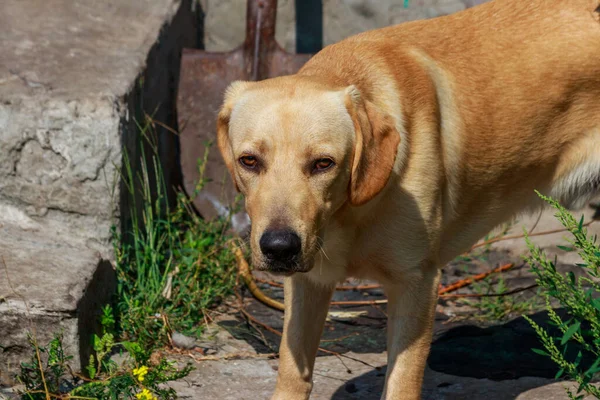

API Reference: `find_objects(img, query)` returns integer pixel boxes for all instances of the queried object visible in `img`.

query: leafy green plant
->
[115,117,238,347]
[462,275,541,321]
[524,192,600,399]
[18,334,73,399]
[18,305,192,399]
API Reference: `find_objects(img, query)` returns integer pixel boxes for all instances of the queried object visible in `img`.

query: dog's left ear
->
[344,86,401,206]
[216,81,253,192]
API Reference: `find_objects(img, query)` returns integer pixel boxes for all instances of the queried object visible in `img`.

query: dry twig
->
[469,221,595,251]
[168,347,278,362]
[234,245,285,311]
[439,283,538,298]
[438,263,514,295]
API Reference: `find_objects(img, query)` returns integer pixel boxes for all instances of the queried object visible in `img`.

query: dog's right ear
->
[216,81,252,192]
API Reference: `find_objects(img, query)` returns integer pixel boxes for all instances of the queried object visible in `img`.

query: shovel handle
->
[245,0,278,80]
[245,0,277,47]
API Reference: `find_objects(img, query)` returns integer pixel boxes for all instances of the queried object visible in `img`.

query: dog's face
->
[217,77,400,275]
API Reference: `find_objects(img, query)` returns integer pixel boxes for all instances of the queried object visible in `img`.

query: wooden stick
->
[234,245,285,311]
[439,283,538,298]
[330,299,388,306]
[438,263,514,295]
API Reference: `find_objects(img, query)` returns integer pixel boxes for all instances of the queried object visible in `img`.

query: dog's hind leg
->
[382,264,440,400]
[272,275,335,400]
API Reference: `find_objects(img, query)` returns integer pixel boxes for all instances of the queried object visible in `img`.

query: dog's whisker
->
[315,236,331,262]
[319,245,331,262]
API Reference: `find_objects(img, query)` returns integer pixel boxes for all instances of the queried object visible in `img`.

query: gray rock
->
[172,331,197,350]
[0,0,202,376]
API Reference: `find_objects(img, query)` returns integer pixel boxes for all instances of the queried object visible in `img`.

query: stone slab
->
[0,216,116,376]
[0,0,182,101]
[0,222,103,313]
[0,0,202,377]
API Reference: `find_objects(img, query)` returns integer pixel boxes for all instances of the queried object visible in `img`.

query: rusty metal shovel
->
[177,0,312,227]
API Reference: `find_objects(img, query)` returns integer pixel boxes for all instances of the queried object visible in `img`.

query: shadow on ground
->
[428,308,593,380]
[328,308,593,399]
[329,365,554,400]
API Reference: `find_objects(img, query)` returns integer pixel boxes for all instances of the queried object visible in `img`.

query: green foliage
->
[462,275,541,321]
[524,192,600,399]
[18,305,192,399]
[19,334,73,399]
[115,119,238,347]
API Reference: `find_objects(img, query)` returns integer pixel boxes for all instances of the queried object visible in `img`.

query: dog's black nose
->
[260,229,301,262]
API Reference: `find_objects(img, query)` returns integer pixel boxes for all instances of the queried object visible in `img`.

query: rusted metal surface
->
[177,0,312,220]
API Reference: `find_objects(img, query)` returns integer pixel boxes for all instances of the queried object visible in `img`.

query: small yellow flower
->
[136,388,157,400]
[132,365,149,382]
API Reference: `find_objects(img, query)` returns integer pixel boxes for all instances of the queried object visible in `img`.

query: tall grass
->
[115,117,238,347]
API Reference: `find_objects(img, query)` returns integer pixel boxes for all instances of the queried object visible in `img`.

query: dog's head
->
[217,77,400,275]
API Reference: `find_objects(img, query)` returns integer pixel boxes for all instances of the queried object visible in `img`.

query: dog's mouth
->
[263,268,295,277]
[253,256,314,275]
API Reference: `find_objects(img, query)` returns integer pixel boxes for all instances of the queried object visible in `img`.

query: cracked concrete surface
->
[0,97,121,218]
[0,0,202,374]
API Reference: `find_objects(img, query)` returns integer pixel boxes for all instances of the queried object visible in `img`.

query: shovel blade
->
[177,48,248,220]
[177,47,311,220]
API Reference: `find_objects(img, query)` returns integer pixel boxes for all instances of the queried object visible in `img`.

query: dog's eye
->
[239,155,258,169]
[313,158,335,172]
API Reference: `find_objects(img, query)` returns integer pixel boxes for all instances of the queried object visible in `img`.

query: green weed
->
[115,117,238,348]
[18,305,192,399]
[524,192,600,399]
[461,275,542,321]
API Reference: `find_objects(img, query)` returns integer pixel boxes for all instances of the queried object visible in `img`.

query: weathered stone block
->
[0,0,202,376]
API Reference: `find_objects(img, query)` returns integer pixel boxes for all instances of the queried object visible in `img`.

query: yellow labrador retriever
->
[216,0,600,398]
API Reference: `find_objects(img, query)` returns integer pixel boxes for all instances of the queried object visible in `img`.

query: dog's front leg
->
[382,266,440,400]
[272,274,334,400]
